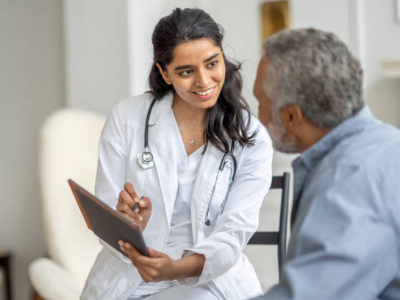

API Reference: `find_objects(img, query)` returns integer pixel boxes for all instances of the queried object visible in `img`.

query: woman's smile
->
[192,86,216,100]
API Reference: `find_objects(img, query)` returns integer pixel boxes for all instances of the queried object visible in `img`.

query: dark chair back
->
[248,172,290,278]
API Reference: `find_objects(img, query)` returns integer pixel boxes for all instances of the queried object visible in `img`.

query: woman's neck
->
[172,93,207,155]
[171,94,206,127]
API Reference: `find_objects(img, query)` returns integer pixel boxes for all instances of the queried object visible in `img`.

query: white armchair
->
[29,108,106,300]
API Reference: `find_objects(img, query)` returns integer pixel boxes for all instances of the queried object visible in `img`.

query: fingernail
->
[139,200,145,206]
[118,241,123,247]
[134,197,139,203]
[135,208,139,213]
[139,215,143,221]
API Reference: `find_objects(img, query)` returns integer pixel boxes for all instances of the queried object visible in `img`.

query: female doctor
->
[81,7,273,300]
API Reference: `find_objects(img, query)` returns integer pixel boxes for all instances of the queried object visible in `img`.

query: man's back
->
[271,107,400,299]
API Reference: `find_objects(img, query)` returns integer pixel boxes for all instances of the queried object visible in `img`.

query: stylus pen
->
[131,196,144,212]
[132,203,139,212]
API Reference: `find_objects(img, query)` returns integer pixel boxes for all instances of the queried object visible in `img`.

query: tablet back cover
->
[68,179,149,257]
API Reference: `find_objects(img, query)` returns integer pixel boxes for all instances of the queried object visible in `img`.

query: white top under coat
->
[135,133,204,296]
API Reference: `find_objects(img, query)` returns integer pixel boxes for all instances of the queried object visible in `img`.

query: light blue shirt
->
[255,106,400,300]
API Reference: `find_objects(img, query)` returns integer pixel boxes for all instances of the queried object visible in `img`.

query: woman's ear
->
[156,63,172,85]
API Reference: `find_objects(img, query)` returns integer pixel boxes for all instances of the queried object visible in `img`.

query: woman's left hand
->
[118,241,176,282]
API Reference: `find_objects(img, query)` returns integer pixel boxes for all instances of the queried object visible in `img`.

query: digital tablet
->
[68,179,149,257]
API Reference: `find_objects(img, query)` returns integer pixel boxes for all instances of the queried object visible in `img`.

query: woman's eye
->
[180,69,192,76]
[208,61,218,68]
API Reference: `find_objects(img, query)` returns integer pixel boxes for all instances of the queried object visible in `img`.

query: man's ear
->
[156,63,172,85]
[280,104,304,135]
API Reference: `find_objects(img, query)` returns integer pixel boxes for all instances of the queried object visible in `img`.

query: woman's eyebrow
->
[204,53,220,62]
[174,53,220,71]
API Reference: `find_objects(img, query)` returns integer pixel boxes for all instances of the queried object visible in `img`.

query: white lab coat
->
[81,92,273,300]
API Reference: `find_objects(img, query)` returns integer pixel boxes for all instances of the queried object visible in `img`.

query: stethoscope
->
[204,143,236,226]
[137,98,157,170]
[137,98,237,226]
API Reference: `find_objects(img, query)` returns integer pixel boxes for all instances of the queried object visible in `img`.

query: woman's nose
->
[195,69,211,88]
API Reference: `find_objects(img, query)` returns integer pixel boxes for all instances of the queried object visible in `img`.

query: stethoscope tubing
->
[144,98,157,149]
[205,147,236,226]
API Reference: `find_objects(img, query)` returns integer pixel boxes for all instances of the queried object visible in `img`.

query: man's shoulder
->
[306,119,400,208]
[305,119,400,200]
[299,120,400,242]
[327,119,400,168]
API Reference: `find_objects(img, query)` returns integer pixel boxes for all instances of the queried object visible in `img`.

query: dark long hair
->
[148,8,255,153]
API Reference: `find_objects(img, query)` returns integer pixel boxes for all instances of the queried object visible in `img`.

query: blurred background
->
[1,0,399,299]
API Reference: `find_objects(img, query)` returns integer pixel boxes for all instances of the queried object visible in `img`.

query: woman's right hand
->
[116,182,152,232]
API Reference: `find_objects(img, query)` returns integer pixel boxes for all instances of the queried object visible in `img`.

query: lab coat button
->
[225,289,233,298]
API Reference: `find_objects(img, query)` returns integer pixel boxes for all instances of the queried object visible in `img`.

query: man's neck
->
[297,124,332,153]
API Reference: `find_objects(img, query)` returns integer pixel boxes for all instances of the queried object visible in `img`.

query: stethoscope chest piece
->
[137,148,154,169]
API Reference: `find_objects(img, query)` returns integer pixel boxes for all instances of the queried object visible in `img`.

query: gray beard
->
[266,116,299,154]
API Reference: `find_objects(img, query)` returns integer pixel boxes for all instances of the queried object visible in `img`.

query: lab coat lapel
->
[147,96,179,227]
[191,144,222,242]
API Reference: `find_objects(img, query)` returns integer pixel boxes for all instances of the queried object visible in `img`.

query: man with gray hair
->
[252,28,400,299]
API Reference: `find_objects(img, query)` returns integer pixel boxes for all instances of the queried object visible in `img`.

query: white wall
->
[291,0,352,45]
[63,0,130,114]
[363,0,400,128]
[0,0,65,299]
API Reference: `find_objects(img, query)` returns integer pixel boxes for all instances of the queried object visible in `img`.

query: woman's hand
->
[116,182,152,231]
[119,242,176,282]
[118,241,205,282]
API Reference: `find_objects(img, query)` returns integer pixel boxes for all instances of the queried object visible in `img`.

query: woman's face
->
[158,38,226,110]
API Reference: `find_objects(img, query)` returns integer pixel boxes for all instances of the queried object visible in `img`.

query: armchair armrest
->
[28,257,82,300]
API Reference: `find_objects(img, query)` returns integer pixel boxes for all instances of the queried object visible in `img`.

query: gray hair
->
[262,28,364,128]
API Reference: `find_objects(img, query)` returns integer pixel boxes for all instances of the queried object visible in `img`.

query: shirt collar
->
[292,106,373,171]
